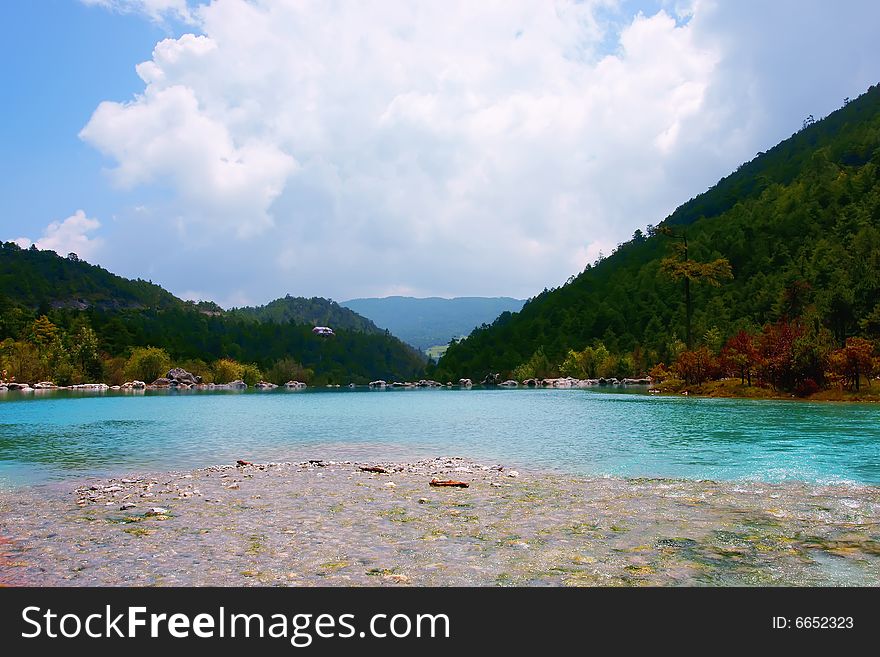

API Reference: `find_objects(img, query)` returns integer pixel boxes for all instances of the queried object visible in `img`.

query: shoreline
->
[3,379,880,404]
[2,457,879,587]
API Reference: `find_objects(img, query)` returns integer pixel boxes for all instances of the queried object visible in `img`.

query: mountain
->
[341,296,526,350]
[0,243,425,384]
[229,295,384,335]
[0,244,181,311]
[434,84,880,381]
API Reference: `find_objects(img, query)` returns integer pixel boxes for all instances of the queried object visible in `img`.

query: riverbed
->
[2,457,878,586]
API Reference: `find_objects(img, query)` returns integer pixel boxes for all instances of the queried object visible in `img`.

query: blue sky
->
[0,1,164,228]
[2,1,879,306]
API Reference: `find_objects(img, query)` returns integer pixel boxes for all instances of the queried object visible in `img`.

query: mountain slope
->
[434,84,880,380]
[0,244,425,383]
[0,242,181,311]
[229,295,384,335]
[341,296,525,350]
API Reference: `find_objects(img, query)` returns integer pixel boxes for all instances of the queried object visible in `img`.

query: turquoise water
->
[1,388,879,487]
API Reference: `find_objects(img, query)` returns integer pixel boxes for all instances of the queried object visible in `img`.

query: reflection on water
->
[1,387,879,486]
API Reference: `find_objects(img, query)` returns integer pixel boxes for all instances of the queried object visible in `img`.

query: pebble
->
[145,507,169,516]
[384,482,397,488]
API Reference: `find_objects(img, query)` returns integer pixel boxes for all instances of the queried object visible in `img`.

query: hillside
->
[229,295,383,335]
[341,296,525,350]
[0,245,425,384]
[0,242,181,311]
[434,84,880,382]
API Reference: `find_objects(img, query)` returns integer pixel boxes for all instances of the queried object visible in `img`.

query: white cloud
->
[81,0,195,24]
[80,0,880,301]
[14,211,104,261]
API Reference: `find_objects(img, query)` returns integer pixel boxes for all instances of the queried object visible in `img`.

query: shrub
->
[239,363,263,386]
[794,377,820,397]
[265,357,313,385]
[212,358,242,384]
[123,346,171,383]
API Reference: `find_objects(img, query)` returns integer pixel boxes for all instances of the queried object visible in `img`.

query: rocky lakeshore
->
[1,458,879,587]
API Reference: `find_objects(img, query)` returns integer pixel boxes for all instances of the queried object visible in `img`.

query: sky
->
[1,1,879,307]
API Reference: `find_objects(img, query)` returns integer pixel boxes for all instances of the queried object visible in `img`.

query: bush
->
[123,346,171,383]
[265,357,313,384]
[239,363,263,386]
[102,356,127,386]
[794,377,820,397]
[212,358,242,384]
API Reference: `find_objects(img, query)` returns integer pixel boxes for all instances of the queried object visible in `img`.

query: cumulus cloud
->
[80,0,880,301]
[14,211,103,260]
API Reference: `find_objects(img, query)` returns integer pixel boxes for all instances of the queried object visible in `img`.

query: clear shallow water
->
[1,387,879,487]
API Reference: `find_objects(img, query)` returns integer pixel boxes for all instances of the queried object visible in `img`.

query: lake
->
[1,387,879,487]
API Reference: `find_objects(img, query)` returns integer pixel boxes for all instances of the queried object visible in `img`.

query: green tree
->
[657,227,733,349]
[70,325,100,381]
[124,346,171,383]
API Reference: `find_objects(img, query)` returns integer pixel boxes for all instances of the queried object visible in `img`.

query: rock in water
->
[166,368,202,385]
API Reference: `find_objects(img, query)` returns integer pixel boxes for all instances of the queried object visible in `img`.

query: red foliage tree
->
[757,320,804,391]
[720,330,760,385]
[672,346,719,385]
[828,337,876,391]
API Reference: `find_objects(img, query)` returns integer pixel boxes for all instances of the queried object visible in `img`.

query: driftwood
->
[430,478,469,488]
[359,466,388,474]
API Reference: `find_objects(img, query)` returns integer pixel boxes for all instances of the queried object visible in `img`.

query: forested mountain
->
[229,295,383,335]
[0,244,425,385]
[0,243,181,311]
[434,84,880,385]
[342,296,525,350]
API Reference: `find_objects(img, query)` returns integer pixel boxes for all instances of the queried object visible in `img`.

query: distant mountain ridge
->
[228,295,384,335]
[0,243,425,383]
[341,296,526,350]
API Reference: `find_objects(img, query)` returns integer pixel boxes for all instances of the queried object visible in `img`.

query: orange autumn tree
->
[828,337,875,391]
[672,346,719,385]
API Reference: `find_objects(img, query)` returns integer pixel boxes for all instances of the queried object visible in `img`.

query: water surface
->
[1,388,879,487]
